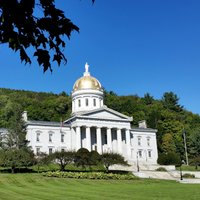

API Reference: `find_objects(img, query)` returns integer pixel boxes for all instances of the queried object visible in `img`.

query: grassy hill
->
[0,173,199,200]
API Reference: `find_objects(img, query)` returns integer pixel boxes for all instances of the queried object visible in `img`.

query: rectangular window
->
[148,150,152,158]
[94,132,97,143]
[138,150,142,158]
[122,131,126,141]
[130,133,134,146]
[49,133,53,142]
[36,147,40,156]
[36,132,40,142]
[147,138,150,146]
[112,131,117,140]
[49,148,53,154]
[131,149,134,158]
[138,137,141,146]
[61,148,65,152]
[104,133,107,144]
[61,134,64,143]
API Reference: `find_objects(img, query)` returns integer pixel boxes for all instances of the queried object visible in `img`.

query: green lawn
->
[0,173,200,200]
[176,165,200,171]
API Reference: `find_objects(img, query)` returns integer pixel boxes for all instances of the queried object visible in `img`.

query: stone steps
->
[133,171,177,180]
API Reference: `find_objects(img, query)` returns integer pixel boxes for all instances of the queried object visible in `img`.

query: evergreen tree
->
[161,92,183,112]
[0,104,35,173]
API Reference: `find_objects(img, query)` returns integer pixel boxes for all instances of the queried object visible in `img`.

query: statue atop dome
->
[85,62,89,73]
[84,62,90,76]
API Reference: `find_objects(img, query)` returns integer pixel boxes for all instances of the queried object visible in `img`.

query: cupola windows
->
[93,99,96,107]
[78,99,81,107]
[85,98,89,106]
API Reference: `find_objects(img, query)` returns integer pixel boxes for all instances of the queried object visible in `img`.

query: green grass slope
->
[0,174,199,200]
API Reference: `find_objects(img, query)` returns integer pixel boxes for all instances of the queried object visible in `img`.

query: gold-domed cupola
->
[73,63,102,92]
[71,63,104,115]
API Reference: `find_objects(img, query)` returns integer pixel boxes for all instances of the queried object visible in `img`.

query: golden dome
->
[73,63,102,91]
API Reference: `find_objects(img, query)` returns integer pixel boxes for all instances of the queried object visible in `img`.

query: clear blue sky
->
[0,0,200,114]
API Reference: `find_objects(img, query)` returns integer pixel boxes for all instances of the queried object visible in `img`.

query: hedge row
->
[42,171,137,180]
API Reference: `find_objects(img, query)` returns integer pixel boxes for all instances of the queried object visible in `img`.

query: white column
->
[76,126,81,151]
[86,126,91,151]
[107,128,112,152]
[126,129,131,158]
[96,127,102,154]
[117,128,122,154]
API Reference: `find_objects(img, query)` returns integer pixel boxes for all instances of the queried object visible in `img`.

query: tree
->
[0,0,94,72]
[35,152,51,173]
[101,153,128,173]
[143,93,154,105]
[89,150,101,166]
[0,148,35,173]
[50,150,75,171]
[75,148,90,169]
[5,105,29,149]
[162,133,176,153]
[189,127,200,157]
[161,92,183,112]
[157,152,181,166]
[190,156,200,170]
[0,104,35,173]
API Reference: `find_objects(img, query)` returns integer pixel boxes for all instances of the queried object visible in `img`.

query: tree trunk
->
[11,166,15,174]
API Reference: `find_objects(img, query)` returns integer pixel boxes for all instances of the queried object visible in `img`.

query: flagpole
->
[183,129,189,165]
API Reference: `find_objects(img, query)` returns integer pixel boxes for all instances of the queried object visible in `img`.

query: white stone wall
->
[26,125,73,154]
[26,119,158,165]
[129,130,158,164]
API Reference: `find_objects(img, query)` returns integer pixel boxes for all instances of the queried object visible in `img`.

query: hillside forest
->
[0,88,200,165]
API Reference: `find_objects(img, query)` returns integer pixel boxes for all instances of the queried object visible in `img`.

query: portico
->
[73,124,130,157]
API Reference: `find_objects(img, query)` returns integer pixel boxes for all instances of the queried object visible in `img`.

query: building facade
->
[25,63,158,165]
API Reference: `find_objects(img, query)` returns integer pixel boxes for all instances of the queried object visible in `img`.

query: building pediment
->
[65,106,132,124]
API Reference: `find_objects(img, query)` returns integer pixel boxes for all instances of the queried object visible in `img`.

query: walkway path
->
[133,170,200,184]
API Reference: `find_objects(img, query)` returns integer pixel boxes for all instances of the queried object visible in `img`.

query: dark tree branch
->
[0,0,94,72]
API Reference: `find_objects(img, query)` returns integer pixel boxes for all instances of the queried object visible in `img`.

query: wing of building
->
[23,63,158,165]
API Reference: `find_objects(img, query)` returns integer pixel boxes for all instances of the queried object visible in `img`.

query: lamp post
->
[137,151,140,172]
[180,160,184,181]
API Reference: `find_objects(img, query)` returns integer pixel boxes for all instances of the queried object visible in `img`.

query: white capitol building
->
[25,63,158,165]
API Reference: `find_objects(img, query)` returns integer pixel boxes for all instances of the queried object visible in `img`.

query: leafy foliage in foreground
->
[0,0,94,72]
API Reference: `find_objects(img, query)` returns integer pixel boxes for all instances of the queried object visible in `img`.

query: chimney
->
[22,111,28,122]
[138,120,147,129]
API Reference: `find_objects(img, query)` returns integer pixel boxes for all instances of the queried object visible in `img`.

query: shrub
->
[90,151,101,166]
[189,156,200,170]
[42,171,137,180]
[155,167,167,172]
[182,173,195,178]
[157,152,180,166]
[101,152,128,172]
[75,148,90,169]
